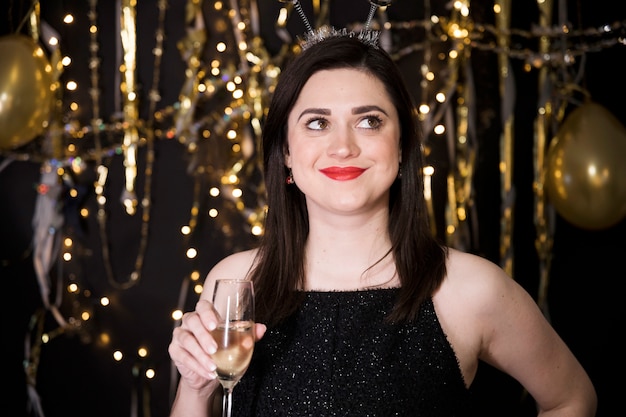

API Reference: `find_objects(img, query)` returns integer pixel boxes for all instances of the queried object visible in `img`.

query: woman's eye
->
[357,115,383,129]
[305,118,328,130]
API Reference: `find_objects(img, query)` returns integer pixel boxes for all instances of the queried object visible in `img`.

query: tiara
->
[300,26,381,50]
[281,0,393,50]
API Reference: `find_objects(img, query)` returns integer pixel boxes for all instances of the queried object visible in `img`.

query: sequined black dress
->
[232,288,474,416]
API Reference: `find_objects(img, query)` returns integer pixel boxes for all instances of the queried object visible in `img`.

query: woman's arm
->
[481,274,597,416]
[440,250,597,416]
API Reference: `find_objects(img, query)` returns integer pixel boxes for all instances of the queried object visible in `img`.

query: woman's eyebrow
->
[297,105,388,121]
[297,108,330,121]
[352,105,388,115]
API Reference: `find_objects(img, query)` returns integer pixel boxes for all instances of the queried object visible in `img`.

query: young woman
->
[168,33,597,416]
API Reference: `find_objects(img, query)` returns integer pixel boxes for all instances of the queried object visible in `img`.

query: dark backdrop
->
[2,1,625,416]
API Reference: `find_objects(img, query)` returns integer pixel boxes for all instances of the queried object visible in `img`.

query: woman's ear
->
[284,148,291,168]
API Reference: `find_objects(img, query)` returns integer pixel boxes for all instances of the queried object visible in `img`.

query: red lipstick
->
[319,166,366,181]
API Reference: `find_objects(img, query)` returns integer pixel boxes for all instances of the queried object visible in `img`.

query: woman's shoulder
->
[444,248,512,292]
[210,248,259,277]
[438,247,548,343]
[445,247,500,272]
[437,247,527,318]
[201,249,259,298]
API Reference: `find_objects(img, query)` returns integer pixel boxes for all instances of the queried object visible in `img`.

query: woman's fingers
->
[195,299,220,330]
[169,307,220,386]
[168,334,213,389]
[255,323,267,341]
[185,303,219,355]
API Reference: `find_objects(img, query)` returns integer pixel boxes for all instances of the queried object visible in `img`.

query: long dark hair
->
[250,35,447,326]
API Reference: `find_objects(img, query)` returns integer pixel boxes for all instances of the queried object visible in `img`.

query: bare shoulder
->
[433,248,538,385]
[439,248,520,306]
[438,248,540,333]
[200,248,259,300]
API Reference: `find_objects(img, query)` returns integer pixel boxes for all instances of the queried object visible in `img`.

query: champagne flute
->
[210,279,255,417]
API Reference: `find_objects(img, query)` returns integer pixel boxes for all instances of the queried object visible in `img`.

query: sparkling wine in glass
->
[210,279,255,417]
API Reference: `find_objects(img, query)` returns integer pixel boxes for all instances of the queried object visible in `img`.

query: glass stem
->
[222,387,233,417]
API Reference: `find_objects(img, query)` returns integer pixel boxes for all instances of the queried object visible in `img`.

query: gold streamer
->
[495,0,514,276]
[120,0,139,215]
[97,0,168,291]
[228,0,250,73]
[174,0,206,146]
[442,0,475,251]
[534,0,555,315]
[423,166,437,237]
[27,1,40,41]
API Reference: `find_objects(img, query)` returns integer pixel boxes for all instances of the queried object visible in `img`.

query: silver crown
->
[300,26,381,50]
[280,0,392,50]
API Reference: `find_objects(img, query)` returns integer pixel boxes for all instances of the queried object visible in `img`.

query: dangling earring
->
[397,164,402,179]
[286,169,295,185]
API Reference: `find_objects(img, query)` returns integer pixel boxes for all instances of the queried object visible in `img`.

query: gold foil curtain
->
[534,0,555,315]
[174,0,206,148]
[120,0,139,215]
[443,0,476,251]
[495,0,514,276]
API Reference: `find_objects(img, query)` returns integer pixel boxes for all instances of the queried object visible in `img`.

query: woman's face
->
[285,68,401,218]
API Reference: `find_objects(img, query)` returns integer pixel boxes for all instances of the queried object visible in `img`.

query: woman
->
[168,33,597,416]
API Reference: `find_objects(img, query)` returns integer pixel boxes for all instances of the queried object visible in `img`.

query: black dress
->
[232,288,474,416]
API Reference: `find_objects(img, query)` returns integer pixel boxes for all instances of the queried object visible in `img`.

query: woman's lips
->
[319,166,366,181]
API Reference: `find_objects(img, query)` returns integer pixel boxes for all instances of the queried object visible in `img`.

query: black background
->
[2,1,625,416]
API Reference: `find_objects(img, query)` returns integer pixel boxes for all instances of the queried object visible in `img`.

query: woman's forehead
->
[295,69,390,105]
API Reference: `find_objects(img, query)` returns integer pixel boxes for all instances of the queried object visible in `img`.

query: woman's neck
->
[303,209,397,291]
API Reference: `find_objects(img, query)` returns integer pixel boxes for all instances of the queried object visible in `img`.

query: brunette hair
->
[250,35,447,325]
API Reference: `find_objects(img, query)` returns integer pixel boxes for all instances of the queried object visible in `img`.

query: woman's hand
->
[168,299,267,391]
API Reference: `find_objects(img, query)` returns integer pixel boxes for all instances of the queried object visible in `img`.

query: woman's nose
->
[327,127,360,158]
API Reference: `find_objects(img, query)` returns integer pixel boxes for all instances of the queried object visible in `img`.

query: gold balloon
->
[0,35,53,150]
[545,101,626,229]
